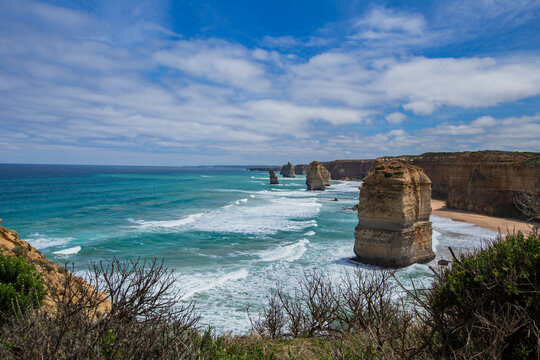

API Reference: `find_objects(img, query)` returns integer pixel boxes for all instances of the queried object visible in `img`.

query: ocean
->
[0,164,499,333]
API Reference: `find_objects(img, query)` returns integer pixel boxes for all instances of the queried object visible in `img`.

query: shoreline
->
[431,199,531,235]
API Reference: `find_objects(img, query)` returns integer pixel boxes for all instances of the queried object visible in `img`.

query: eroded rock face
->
[295,160,375,180]
[306,161,331,190]
[322,160,376,180]
[280,162,296,178]
[0,221,110,314]
[354,161,435,267]
[295,164,308,175]
[269,169,279,184]
[386,151,540,217]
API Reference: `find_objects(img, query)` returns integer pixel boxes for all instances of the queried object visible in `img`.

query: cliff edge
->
[0,221,109,314]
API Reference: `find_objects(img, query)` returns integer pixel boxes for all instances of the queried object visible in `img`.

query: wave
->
[181,269,249,298]
[24,233,74,250]
[129,213,203,230]
[256,239,310,262]
[304,230,316,236]
[130,196,320,235]
[53,246,81,255]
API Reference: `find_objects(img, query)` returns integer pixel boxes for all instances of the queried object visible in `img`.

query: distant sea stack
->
[280,162,296,178]
[294,160,375,180]
[354,161,435,267]
[295,164,308,175]
[269,169,279,184]
[306,161,331,191]
[322,160,376,180]
[386,151,540,217]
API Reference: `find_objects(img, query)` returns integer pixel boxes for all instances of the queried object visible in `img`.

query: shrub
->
[0,258,203,359]
[423,233,540,359]
[0,252,45,321]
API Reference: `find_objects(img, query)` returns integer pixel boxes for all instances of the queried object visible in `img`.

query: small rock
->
[269,169,279,184]
[438,259,450,266]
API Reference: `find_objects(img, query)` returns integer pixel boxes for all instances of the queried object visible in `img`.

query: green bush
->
[427,233,540,359]
[0,252,46,320]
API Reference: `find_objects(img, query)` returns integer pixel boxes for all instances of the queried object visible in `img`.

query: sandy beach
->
[431,199,532,235]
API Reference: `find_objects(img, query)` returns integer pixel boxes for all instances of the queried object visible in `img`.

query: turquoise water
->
[0,164,498,333]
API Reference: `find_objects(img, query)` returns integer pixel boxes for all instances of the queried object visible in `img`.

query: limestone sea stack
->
[280,162,296,178]
[306,161,331,190]
[354,161,435,267]
[295,164,308,175]
[269,169,279,184]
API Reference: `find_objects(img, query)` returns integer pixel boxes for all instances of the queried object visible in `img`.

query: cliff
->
[269,169,279,184]
[280,162,296,178]
[0,221,109,314]
[306,161,331,190]
[295,164,308,175]
[354,161,435,267]
[295,160,375,180]
[386,151,540,217]
[321,160,376,180]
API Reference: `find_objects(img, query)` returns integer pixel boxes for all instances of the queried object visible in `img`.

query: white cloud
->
[355,8,426,36]
[154,40,272,93]
[385,112,407,124]
[378,57,540,114]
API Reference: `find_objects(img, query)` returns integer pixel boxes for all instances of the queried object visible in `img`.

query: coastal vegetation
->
[0,231,538,359]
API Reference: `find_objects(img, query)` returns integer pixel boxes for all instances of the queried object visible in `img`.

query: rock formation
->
[269,169,279,184]
[0,221,110,314]
[295,164,308,175]
[322,160,376,180]
[354,161,435,267]
[306,161,331,190]
[280,162,296,178]
[386,151,540,217]
[295,160,375,180]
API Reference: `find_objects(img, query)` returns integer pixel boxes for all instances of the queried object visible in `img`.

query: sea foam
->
[53,246,81,255]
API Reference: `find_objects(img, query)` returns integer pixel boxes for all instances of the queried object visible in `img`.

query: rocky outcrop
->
[306,161,331,190]
[322,160,376,180]
[280,162,296,178]
[0,221,110,314]
[295,164,308,175]
[295,160,375,180]
[354,161,435,267]
[386,151,540,217]
[269,169,279,184]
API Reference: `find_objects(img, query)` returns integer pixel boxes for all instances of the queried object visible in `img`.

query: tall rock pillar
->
[354,161,435,267]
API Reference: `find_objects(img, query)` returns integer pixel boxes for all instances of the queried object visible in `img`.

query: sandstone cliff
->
[280,162,296,178]
[354,161,435,267]
[269,169,279,184]
[0,221,109,314]
[295,164,308,175]
[321,160,375,180]
[386,151,540,217]
[306,161,331,190]
[295,160,375,180]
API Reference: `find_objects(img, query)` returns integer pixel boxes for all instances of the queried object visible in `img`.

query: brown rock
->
[306,161,331,190]
[280,162,296,178]
[384,151,540,217]
[0,224,110,315]
[438,259,450,266]
[354,160,435,267]
[269,169,279,184]
[322,160,376,180]
[295,164,308,175]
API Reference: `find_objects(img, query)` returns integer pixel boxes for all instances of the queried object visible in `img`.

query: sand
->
[431,200,532,235]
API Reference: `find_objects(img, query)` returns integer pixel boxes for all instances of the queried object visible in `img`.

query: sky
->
[0,0,539,165]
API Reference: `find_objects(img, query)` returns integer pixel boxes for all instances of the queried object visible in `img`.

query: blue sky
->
[0,0,539,165]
